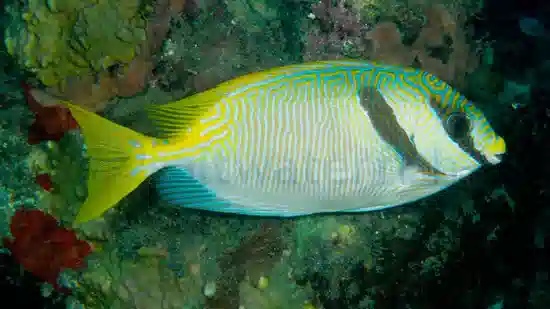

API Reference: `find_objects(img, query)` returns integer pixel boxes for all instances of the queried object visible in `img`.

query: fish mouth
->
[485,152,504,165]
[480,136,506,165]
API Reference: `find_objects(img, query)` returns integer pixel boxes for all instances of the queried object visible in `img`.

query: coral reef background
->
[1,0,549,308]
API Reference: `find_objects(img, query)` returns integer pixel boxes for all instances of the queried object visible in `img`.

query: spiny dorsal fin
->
[145,60,378,138]
[145,86,228,138]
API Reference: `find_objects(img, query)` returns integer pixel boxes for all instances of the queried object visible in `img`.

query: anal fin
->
[155,167,314,217]
[155,167,228,211]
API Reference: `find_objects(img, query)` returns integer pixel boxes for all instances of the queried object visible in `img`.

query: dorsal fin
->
[145,67,295,139]
[145,86,228,138]
[145,60,379,138]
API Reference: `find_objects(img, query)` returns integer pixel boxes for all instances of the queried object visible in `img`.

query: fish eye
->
[445,112,470,140]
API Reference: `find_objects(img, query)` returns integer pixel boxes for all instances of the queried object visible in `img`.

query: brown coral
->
[366,5,480,88]
[114,56,155,97]
[305,1,480,88]
[365,21,415,66]
[411,5,479,88]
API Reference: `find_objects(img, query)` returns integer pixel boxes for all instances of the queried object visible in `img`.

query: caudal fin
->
[64,103,154,224]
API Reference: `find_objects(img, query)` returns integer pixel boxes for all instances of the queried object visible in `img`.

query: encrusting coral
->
[4,0,147,89]
[5,0,187,145]
[5,0,186,112]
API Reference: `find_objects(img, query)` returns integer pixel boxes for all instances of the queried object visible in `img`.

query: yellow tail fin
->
[64,103,155,224]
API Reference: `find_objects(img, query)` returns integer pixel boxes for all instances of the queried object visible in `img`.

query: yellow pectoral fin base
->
[64,103,155,224]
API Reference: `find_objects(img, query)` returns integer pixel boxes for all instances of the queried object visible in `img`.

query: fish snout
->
[486,152,505,165]
[481,136,506,165]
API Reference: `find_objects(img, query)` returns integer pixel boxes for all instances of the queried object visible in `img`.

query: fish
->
[59,60,506,224]
[519,17,546,37]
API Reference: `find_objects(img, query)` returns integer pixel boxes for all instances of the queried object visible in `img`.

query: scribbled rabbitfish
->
[62,60,506,224]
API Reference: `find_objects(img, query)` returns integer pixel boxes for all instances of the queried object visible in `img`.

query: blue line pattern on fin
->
[155,167,298,216]
[155,167,230,211]
[341,204,403,213]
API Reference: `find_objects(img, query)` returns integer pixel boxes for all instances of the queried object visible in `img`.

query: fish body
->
[64,60,506,223]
